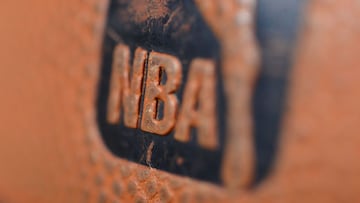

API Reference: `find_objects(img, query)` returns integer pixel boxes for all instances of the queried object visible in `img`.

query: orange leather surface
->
[0,0,359,202]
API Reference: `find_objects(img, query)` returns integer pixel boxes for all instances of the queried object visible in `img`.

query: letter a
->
[174,59,218,150]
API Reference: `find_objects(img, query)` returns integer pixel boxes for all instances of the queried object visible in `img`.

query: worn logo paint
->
[97,0,227,184]
[107,45,218,149]
[96,0,304,187]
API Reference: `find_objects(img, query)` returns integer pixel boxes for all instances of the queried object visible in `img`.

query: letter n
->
[107,44,147,128]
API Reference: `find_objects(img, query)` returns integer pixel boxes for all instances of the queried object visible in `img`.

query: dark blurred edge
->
[253,0,306,185]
